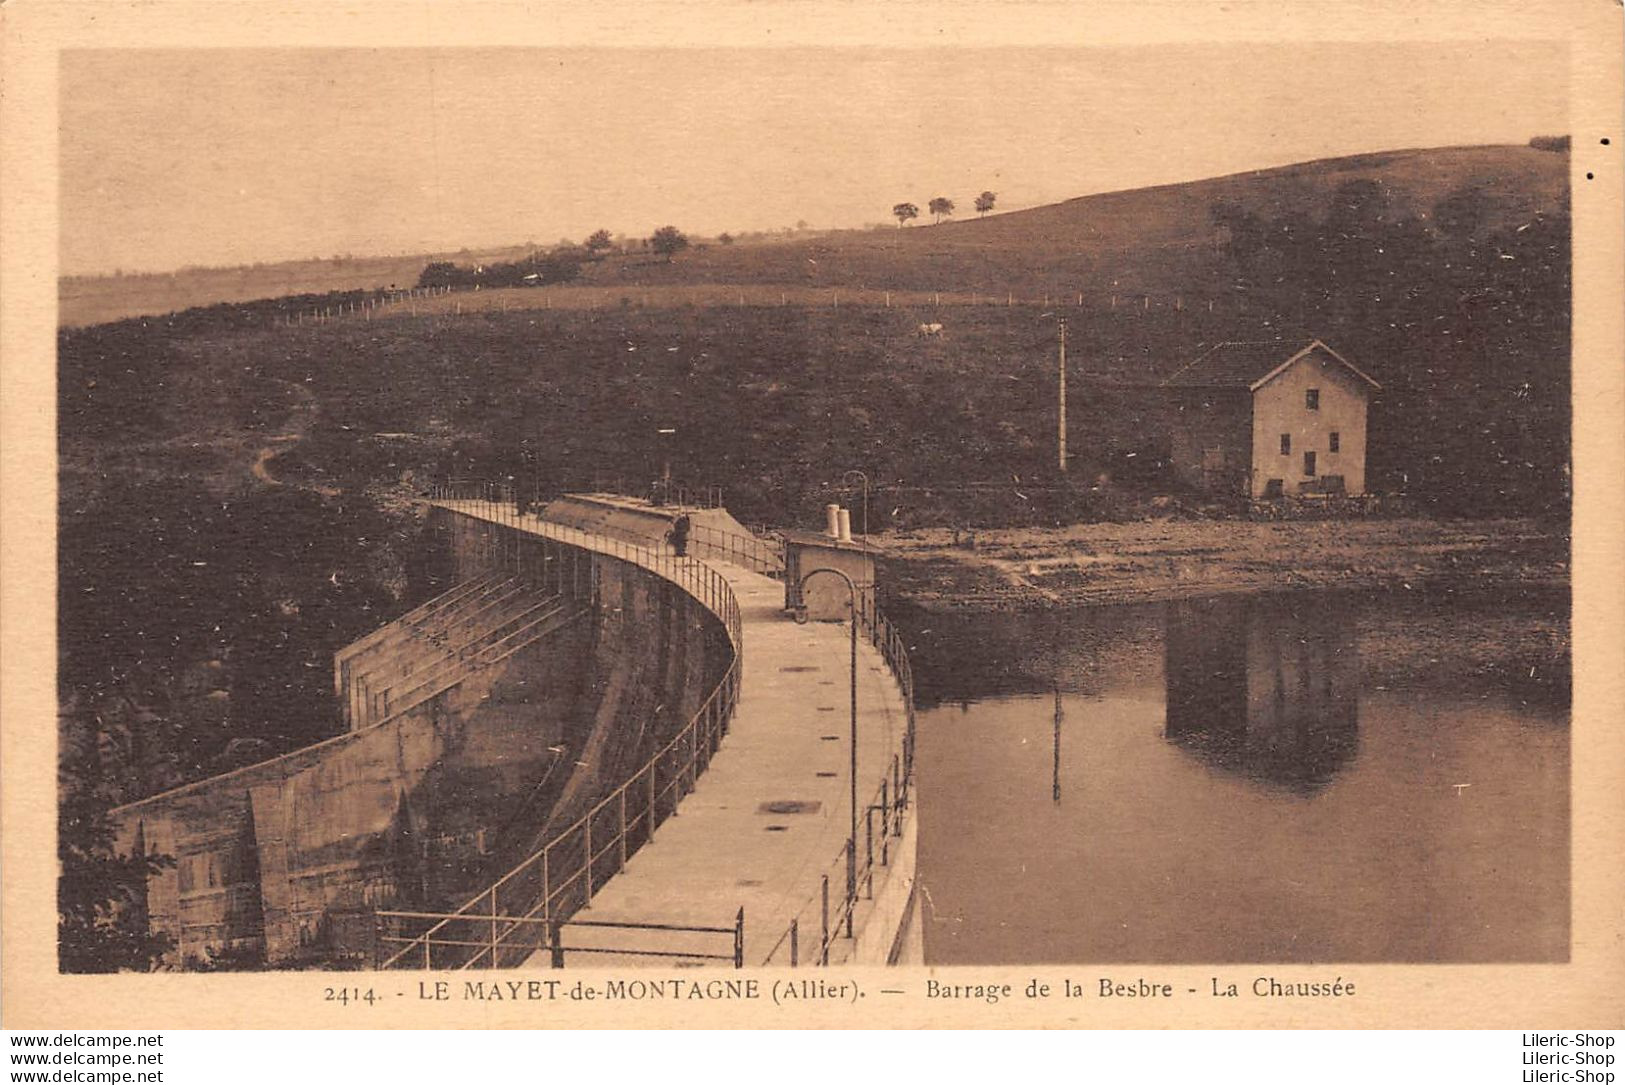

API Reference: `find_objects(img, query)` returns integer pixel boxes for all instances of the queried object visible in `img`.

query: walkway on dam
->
[435,501,911,967]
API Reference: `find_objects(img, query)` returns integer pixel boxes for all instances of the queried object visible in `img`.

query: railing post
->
[688,724,698,793]
[733,907,745,969]
[619,788,628,869]
[647,764,657,838]
[879,778,889,860]
[542,846,551,923]
[549,920,565,968]
[583,816,594,904]
[820,875,830,966]
[865,807,875,898]
[489,889,499,968]
[423,934,431,971]
[845,836,855,939]
[892,755,902,836]
[790,918,799,967]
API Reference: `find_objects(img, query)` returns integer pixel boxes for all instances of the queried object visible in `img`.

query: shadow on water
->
[1163,594,1359,796]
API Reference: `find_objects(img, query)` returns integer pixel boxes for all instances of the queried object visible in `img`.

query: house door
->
[1303,451,1317,478]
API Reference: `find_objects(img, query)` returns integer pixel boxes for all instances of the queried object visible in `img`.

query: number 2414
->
[325,987,378,1006]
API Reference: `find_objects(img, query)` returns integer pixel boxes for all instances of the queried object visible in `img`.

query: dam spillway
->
[111,490,919,969]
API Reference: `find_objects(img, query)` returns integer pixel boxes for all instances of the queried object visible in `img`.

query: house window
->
[1306,388,1320,410]
[1329,431,1341,453]
[1304,451,1317,477]
[1280,434,1291,456]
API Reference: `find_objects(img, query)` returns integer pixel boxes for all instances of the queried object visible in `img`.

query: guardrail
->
[760,591,917,967]
[379,911,746,970]
[686,521,785,579]
[385,482,916,970]
[437,478,728,514]
[376,482,746,969]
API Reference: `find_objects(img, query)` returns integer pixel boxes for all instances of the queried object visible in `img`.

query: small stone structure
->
[781,526,877,622]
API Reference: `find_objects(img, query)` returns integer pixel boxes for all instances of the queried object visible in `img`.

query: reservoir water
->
[905,585,1569,964]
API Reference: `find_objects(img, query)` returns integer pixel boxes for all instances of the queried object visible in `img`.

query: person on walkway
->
[668,513,691,557]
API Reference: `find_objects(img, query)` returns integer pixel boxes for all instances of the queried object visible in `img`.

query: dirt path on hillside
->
[249,380,340,496]
[880,518,1568,610]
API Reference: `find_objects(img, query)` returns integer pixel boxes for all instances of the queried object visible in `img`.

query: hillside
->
[60,140,1571,526]
[571,143,1567,298]
[58,144,1566,327]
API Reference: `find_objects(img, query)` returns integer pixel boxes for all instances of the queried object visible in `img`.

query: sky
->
[58,42,1568,276]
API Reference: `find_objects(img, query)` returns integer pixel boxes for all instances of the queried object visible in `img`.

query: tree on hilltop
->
[975,191,997,217]
[585,229,614,254]
[929,196,955,224]
[651,226,690,262]
[892,202,919,228]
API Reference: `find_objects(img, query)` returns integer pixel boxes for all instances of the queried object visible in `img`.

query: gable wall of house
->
[1248,351,1370,497]
[1167,389,1253,495]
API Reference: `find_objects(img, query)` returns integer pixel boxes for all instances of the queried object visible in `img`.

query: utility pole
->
[1057,318,1068,473]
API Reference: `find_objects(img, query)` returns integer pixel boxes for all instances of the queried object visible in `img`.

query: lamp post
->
[654,427,677,505]
[840,469,870,543]
[795,566,861,939]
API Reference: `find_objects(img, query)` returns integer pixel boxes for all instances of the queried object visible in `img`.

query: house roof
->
[1162,339,1380,392]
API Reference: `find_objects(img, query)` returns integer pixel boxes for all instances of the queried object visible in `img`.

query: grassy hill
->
[571,144,1567,298]
[61,141,1571,522]
[59,143,1565,327]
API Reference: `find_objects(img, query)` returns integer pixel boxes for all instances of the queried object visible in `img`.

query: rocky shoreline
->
[877,517,1569,611]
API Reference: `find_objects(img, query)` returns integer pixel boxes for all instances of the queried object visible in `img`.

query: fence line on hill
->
[284,284,455,326]
[281,281,1273,329]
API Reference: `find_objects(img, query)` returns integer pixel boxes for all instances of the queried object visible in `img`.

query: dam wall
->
[111,505,732,968]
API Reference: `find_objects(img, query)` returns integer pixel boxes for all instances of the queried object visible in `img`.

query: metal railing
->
[760,592,917,967]
[378,910,745,970]
[686,522,785,579]
[424,481,743,643]
[648,480,726,510]
[376,482,747,968]
[440,478,728,514]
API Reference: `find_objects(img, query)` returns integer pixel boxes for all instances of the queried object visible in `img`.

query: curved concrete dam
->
[111,492,919,970]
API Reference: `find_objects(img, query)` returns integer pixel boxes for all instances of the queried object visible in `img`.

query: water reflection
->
[1164,595,1358,795]
[908,586,1570,964]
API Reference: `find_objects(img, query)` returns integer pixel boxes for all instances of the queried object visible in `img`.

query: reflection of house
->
[1163,339,1379,498]
[1164,594,1358,794]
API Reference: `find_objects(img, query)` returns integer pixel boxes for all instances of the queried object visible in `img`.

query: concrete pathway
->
[543,558,909,967]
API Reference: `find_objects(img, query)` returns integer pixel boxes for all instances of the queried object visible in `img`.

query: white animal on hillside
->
[917,322,944,337]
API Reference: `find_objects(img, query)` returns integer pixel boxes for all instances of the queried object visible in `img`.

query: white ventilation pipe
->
[837,508,852,543]
[825,503,842,538]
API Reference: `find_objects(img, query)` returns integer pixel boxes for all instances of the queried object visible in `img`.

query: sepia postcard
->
[2,0,1621,1031]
